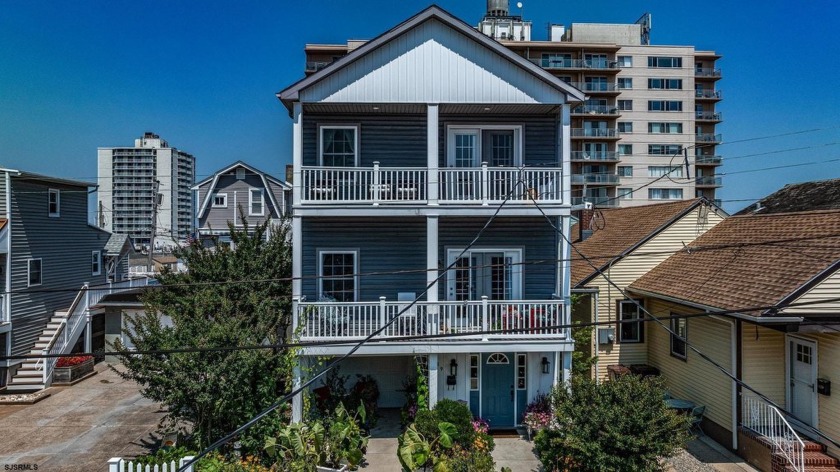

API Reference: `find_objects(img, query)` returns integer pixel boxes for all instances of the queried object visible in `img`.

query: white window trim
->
[319,125,360,167]
[516,353,527,390]
[445,247,524,300]
[469,354,480,391]
[48,189,60,217]
[446,125,523,167]
[317,249,359,302]
[27,258,42,287]
[212,192,228,208]
[618,299,644,343]
[248,189,264,216]
[92,251,102,276]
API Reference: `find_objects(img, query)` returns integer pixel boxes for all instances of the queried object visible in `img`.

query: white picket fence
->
[107,456,195,472]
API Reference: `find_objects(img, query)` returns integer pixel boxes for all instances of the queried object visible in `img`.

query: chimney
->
[578,208,595,241]
[285,164,294,184]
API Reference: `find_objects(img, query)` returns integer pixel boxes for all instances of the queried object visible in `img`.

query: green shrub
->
[534,376,690,472]
[432,399,474,444]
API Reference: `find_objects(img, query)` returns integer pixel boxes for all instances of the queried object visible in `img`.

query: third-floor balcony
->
[570,128,620,139]
[695,155,723,166]
[569,82,620,94]
[696,89,723,100]
[570,151,620,162]
[696,133,723,143]
[571,105,620,116]
[300,163,563,206]
[695,67,722,79]
[696,176,722,187]
[531,58,620,72]
[696,111,723,122]
[570,173,620,185]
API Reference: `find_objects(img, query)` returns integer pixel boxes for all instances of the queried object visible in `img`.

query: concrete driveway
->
[0,363,166,471]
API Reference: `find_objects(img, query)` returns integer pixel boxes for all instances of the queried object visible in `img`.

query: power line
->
[529,194,840,450]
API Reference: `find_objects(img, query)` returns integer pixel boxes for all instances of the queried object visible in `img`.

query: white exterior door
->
[447,249,522,301]
[789,336,817,426]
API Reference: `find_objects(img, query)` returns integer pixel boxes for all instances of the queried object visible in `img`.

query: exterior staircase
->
[777,440,840,471]
[6,311,74,392]
[5,278,152,392]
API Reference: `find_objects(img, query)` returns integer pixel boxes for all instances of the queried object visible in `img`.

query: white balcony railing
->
[301,164,563,205]
[295,298,567,341]
[742,395,805,472]
[570,128,619,138]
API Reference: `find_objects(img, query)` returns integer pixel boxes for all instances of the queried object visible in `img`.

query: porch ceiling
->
[301,103,561,115]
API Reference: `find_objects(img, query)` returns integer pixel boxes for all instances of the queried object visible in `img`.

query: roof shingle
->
[629,209,840,314]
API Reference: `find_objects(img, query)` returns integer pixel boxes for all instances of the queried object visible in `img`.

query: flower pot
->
[53,358,94,383]
[316,465,348,472]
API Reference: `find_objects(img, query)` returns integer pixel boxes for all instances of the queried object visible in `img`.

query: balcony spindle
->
[372,162,380,206]
[379,296,387,337]
[481,162,489,206]
[481,296,489,340]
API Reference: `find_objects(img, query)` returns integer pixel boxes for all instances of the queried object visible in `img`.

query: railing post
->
[42,348,48,384]
[379,296,387,336]
[292,297,300,337]
[481,162,489,205]
[107,457,122,472]
[180,456,196,472]
[481,296,489,340]
[372,161,380,206]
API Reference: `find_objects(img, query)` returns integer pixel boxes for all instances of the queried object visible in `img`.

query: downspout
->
[712,314,738,450]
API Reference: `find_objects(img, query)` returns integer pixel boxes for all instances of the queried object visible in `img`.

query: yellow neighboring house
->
[571,198,726,380]
[628,208,840,471]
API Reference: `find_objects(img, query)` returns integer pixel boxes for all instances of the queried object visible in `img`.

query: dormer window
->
[236,168,246,180]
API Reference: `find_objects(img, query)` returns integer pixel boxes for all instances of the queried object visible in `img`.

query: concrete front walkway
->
[0,363,166,471]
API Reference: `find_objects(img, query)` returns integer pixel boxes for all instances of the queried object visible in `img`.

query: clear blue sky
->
[1,0,839,213]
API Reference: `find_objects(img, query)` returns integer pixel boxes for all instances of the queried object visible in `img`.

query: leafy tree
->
[534,375,691,472]
[115,218,295,454]
[570,294,597,378]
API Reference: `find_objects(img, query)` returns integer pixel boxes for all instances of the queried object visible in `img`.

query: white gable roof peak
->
[277,5,584,113]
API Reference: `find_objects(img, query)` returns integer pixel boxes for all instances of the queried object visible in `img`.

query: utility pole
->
[147,180,161,273]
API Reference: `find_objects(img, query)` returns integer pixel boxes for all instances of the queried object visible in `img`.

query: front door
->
[789,337,817,426]
[482,352,515,428]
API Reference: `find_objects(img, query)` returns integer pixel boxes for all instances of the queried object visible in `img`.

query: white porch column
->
[292,216,302,302]
[84,314,92,352]
[427,104,439,205]
[560,105,571,206]
[559,351,571,386]
[426,215,439,303]
[291,364,303,423]
[428,353,439,408]
[292,102,303,207]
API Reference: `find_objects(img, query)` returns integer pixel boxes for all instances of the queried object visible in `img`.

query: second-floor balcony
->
[300,164,563,205]
[569,82,620,93]
[571,196,617,207]
[295,298,567,342]
[571,173,620,185]
[570,151,620,162]
[570,128,620,139]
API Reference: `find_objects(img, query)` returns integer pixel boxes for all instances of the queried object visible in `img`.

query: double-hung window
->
[648,166,684,178]
[619,300,644,342]
[92,251,102,276]
[648,101,683,112]
[249,189,264,216]
[28,259,42,287]
[48,189,60,217]
[648,188,683,200]
[319,250,358,302]
[320,126,358,167]
[670,315,687,359]
[212,193,228,208]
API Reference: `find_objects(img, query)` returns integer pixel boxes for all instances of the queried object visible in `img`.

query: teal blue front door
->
[482,353,515,428]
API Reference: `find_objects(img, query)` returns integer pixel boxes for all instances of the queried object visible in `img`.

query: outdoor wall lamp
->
[541,357,550,374]
[450,359,458,376]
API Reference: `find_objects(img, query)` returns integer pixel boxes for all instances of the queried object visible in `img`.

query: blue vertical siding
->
[302,114,427,167]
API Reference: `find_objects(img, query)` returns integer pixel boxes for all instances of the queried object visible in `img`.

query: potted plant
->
[522,393,552,440]
[53,355,94,383]
[267,403,368,472]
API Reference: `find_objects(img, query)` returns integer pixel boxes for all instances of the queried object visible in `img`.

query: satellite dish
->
[516,2,523,8]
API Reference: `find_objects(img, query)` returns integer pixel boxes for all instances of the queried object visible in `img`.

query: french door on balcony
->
[446,127,521,201]
[446,249,522,302]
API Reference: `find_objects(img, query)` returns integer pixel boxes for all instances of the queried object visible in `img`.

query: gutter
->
[627,288,804,324]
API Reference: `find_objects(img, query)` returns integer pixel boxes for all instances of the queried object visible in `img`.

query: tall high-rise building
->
[480,3,722,207]
[98,132,196,248]
[304,3,722,208]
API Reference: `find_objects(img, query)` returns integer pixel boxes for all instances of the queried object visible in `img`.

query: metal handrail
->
[742,395,805,472]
